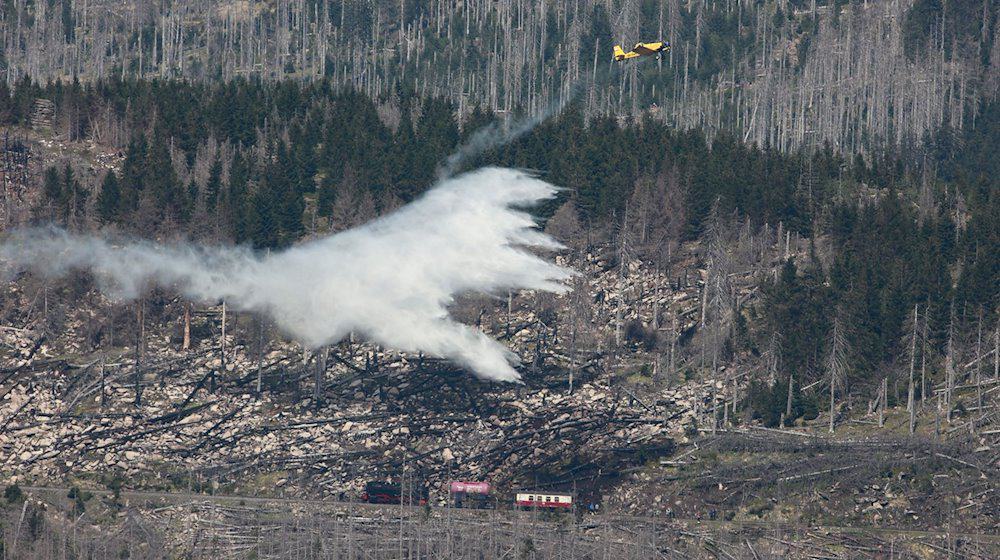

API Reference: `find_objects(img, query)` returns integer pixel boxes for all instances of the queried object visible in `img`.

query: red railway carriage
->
[514,491,573,510]
[450,481,495,509]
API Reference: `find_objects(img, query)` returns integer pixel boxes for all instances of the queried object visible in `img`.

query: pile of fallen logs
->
[1,342,717,501]
[1,250,734,503]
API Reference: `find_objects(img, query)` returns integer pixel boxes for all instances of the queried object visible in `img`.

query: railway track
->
[21,485,1000,543]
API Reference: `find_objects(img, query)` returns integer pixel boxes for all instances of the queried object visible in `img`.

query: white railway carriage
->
[515,491,573,510]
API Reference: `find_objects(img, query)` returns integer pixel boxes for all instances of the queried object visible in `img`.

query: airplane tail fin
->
[613,45,625,60]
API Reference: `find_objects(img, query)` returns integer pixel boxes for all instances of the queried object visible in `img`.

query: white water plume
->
[437,85,585,180]
[0,167,574,382]
[438,115,553,180]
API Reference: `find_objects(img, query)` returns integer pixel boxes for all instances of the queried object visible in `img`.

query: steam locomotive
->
[361,481,429,505]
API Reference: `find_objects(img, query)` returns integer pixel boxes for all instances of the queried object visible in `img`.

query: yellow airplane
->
[613,41,670,62]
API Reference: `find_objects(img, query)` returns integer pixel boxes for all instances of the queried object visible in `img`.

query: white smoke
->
[0,167,574,382]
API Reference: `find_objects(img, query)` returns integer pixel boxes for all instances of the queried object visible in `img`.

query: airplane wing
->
[632,44,657,56]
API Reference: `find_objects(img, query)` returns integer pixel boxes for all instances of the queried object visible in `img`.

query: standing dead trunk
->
[99,355,106,409]
[711,385,718,435]
[615,203,633,349]
[827,316,848,433]
[652,285,661,330]
[314,346,328,409]
[907,304,918,436]
[785,374,794,427]
[935,392,942,439]
[134,299,144,408]
[975,306,983,411]
[256,316,264,396]
[921,306,929,406]
[994,322,999,381]
[568,322,576,395]
[505,291,512,337]
[945,305,955,423]
[215,301,227,393]
[182,302,191,350]
[878,377,887,428]
[829,376,835,434]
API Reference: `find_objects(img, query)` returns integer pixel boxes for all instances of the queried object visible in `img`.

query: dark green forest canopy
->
[4,77,855,229]
[4,78,998,397]
[904,0,996,61]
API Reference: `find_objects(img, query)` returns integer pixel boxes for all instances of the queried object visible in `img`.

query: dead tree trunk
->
[946,305,956,423]
[975,306,983,410]
[506,291,512,338]
[828,316,848,433]
[133,299,144,408]
[182,302,191,350]
[908,304,918,434]
[921,304,929,406]
[878,377,887,428]
[785,373,794,427]
[994,321,999,381]
[935,392,943,439]
[615,212,630,348]
[314,346,328,409]
[100,356,106,409]
[256,316,264,396]
[215,301,227,393]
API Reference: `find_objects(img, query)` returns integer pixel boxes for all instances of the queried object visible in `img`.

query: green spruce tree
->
[96,170,123,224]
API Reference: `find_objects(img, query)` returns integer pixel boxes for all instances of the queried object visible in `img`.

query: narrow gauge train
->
[514,491,573,510]
[363,480,574,511]
[361,481,429,505]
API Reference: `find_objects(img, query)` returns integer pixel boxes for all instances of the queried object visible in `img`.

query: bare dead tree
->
[668,314,677,387]
[702,203,735,377]
[946,302,956,423]
[255,315,266,396]
[907,304,919,434]
[785,372,794,427]
[182,301,191,350]
[995,318,999,381]
[828,315,849,433]
[878,377,887,428]
[922,299,930,407]
[133,298,144,408]
[613,202,635,348]
[214,300,227,394]
[314,346,328,409]
[766,330,783,386]
[975,305,983,410]
[565,274,590,395]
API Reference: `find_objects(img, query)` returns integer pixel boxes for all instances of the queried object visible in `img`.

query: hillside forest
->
[1,75,997,428]
[0,0,996,153]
